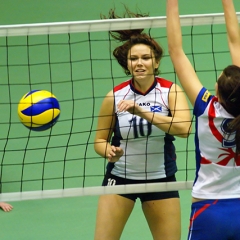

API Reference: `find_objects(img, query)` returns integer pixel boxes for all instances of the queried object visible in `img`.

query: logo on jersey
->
[150,106,162,112]
[208,105,240,165]
[202,90,210,102]
[138,102,151,107]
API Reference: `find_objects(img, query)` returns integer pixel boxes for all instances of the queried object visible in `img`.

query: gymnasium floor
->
[1,0,240,239]
[0,190,191,240]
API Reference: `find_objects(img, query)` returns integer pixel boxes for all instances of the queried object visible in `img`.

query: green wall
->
[1,0,238,25]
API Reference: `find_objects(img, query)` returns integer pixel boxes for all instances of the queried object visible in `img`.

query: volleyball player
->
[93,8,192,240]
[167,0,240,239]
[0,202,13,212]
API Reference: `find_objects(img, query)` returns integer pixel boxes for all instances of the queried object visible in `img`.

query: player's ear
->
[155,60,160,69]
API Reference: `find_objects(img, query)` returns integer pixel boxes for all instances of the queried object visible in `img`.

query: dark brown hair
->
[101,7,164,75]
[218,65,240,155]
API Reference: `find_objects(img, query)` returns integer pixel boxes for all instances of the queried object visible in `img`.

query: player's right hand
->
[107,146,124,162]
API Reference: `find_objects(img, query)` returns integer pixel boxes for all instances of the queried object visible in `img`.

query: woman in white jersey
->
[94,8,192,240]
[167,0,240,239]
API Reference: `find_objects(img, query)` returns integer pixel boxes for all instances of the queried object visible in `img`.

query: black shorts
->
[102,172,179,203]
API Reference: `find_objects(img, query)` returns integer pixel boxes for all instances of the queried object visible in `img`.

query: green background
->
[1,0,240,239]
[0,0,233,24]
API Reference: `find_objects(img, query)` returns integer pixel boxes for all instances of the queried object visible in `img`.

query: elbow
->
[183,126,192,138]
[94,143,98,153]
[176,125,192,138]
[94,139,108,158]
[94,139,101,155]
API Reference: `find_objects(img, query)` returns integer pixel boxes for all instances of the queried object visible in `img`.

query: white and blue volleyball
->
[18,90,60,131]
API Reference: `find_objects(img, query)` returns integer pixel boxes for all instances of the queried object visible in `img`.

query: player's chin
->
[133,74,147,80]
[133,72,154,80]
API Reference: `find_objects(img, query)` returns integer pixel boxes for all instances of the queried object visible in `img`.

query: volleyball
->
[18,90,60,131]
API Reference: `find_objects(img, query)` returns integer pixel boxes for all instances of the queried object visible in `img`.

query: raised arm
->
[222,0,240,66]
[166,0,203,106]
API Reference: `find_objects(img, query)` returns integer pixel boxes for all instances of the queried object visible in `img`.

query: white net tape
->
[0,181,194,202]
[0,13,239,37]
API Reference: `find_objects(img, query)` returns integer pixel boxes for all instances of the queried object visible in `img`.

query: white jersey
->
[108,77,177,180]
[192,87,240,199]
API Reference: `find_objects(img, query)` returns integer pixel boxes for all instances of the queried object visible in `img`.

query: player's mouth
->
[135,69,146,74]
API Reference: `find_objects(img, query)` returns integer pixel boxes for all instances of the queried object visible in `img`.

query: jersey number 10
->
[129,117,152,138]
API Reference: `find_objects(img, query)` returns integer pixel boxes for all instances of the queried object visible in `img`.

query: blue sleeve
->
[193,87,214,117]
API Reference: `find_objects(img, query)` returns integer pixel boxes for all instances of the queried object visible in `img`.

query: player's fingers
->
[115,147,123,154]
[111,145,116,152]
[0,203,13,212]
[117,101,129,112]
[2,207,9,212]
[108,150,116,158]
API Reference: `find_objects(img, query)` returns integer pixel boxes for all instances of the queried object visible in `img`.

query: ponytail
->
[100,7,163,75]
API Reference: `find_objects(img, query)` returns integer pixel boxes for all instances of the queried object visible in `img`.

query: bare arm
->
[117,83,192,138]
[166,0,203,107]
[94,91,123,162]
[222,0,240,66]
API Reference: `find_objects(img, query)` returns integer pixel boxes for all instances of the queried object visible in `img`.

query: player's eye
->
[129,57,138,61]
[142,56,152,60]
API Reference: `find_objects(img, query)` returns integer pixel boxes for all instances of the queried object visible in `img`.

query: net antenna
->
[1,12,239,202]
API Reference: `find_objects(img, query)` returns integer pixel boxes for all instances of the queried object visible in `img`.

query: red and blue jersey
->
[192,87,240,199]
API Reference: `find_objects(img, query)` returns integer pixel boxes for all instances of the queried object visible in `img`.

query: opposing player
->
[167,0,240,239]
[94,7,192,240]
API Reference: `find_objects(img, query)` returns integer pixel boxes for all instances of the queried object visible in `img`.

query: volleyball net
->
[0,13,235,202]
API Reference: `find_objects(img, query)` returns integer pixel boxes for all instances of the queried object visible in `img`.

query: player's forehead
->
[128,44,152,56]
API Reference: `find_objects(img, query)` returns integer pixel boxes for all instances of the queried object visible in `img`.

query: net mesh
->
[0,13,237,201]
